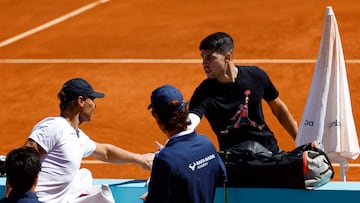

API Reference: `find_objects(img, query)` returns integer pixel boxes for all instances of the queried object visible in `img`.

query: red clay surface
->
[1,0,360,181]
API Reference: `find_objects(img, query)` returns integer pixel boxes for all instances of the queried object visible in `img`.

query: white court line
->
[81,160,360,167]
[1,58,360,64]
[0,0,110,48]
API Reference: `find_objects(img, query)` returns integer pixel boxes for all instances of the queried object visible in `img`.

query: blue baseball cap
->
[61,78,104,99]
[148,84,185,112]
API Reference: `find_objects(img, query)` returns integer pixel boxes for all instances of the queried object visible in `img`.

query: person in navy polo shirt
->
[144,84,226,203]
[0,147,41,203]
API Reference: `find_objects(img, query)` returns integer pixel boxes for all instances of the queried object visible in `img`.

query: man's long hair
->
[152,100,191,132]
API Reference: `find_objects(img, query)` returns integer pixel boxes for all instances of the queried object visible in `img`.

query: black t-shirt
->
[190,66,280,152]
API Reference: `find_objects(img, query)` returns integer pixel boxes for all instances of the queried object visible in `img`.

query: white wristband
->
[188,113,201,130]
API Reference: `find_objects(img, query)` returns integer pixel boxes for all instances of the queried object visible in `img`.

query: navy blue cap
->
[61,78,104,99]
[148,85,185,112]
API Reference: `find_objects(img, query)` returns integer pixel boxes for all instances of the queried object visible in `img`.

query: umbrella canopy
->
[295,6,360,179]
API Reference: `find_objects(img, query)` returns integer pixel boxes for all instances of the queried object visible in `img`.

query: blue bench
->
[2,178,360,202]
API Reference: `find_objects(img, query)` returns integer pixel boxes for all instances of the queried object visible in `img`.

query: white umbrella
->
[295,6,360,181]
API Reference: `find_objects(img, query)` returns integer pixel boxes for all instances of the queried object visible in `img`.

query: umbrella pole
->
[340,161,347,182]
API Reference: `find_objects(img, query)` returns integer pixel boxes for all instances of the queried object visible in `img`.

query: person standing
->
[144,84,226,203]
[0,146,41,203]
[13,78,155,203]
[188,32,298,185]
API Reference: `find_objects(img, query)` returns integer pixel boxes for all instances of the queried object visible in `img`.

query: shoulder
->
[195,134,213,143]
[30,117,70,137]
[195,78,218,91]
[29,117,72,142]
[192,78,220,98]
[32,116,66,129]
[16,191,41,203]
[237,65,271,82]
[153,149,173,170]
[195,134,218,150]
[190,79,218,108]
[238,65,267,75]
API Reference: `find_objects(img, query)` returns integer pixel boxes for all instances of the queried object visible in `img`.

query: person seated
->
[0,146,42,203]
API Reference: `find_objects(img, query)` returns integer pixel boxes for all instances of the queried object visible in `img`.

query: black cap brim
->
[90,92,105,98]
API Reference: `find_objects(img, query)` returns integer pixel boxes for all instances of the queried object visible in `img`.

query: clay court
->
[0,0,360,181]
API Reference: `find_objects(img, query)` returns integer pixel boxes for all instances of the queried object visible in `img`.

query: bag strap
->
[224,182,228,203]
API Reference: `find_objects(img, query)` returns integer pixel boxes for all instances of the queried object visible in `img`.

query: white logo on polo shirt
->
[188,154,216,171]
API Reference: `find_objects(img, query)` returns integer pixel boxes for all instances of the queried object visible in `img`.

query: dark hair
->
[5,146,41,192]
[199,32,234,54]
[152,100,190,132]
[58,90,78,111]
